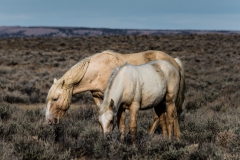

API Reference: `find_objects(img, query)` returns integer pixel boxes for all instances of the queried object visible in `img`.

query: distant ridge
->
[0,26,239,38]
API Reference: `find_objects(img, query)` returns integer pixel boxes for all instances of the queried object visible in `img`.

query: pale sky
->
[1,0,240,30]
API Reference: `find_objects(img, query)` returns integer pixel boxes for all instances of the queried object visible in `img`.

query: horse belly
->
[140,86,166,110]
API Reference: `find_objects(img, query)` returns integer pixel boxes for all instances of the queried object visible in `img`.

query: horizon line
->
[1,25,240,32]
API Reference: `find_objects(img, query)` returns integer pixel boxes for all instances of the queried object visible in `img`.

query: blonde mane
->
[61,50,121,89]
[47,56,91,105]
[61,50,120,88]
[60,58,90,89]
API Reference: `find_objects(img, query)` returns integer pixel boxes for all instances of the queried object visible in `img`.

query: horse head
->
[98,99,115,135]
[46,78,73,125]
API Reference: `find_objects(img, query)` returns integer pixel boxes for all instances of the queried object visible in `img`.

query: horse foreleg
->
[92,96,103,108]
[159,112,168,137]
[129,102,140,145]
[117,107,126,141]
[92,93,104,132]
[148,111,159,134]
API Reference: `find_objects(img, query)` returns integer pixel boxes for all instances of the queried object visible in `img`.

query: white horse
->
[99,59,184,143]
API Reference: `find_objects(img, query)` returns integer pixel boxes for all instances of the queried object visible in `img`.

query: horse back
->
[150,60,180,99]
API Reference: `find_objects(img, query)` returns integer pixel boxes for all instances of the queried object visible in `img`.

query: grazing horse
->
[46,50,185,135]
[98,59,184,143]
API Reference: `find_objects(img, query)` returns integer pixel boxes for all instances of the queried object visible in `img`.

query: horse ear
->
[109,99,114,110]
[53,78,58,83]
[61,80,65,88]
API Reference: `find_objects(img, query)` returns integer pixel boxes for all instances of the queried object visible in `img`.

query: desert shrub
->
[13,135,70,160]
[117,142,138,159]
[137,110,156,133]
[142,137,188,159]
[185,101,202,112]
[69,106,97,121]
[0,121,20,142]
[181,119,221,143]
[216,130,240,153]
[78,128,100,156]
[61,128,100,158]
[206,119,221,135]
[33,123,56,142]
[0,102,15,120]
[189,143,222,160]
[161,146,186,160]
[3,91,29,103]
[24,108,45,122]
[93,137,109,158]
[29,91,42,103]
[0,141,17,160]
[72,92,94,104]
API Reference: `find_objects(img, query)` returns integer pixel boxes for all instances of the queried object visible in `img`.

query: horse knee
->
[165,93,175,104]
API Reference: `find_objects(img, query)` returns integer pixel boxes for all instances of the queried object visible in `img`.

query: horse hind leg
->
[165,93,177,139]
[148,110,159,134]
[149,106,168,138]
[173,107,180,139]
[159,112,168,137]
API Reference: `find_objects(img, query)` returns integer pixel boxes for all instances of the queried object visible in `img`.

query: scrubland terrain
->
[0,34,240,159]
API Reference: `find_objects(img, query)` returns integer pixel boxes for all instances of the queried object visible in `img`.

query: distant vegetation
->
[0,26,240,38]
[0,34,240,159]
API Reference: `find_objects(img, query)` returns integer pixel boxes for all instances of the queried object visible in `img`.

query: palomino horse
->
[98,59,184,143]
[46,50,184,134]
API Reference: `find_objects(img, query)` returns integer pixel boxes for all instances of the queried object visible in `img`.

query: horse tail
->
[174,58,185,116]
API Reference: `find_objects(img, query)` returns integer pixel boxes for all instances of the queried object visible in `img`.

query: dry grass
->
[0,34,240,159]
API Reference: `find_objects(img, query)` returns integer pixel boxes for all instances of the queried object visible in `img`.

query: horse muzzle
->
[47,117,59,125]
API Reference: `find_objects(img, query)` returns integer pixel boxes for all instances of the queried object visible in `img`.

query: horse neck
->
[104,71,125,111]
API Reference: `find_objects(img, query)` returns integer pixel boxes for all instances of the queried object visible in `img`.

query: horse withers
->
[98,59,184,143]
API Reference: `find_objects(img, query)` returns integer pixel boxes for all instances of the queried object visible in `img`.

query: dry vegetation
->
[0,34,240,159]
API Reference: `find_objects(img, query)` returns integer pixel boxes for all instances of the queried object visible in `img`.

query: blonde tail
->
[174,58,185,116]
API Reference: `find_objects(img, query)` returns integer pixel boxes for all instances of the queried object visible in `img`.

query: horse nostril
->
[48,119,52,125]
[53,118,58,124]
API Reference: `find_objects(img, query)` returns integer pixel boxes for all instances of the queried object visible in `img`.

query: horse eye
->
[53,98,58,101]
